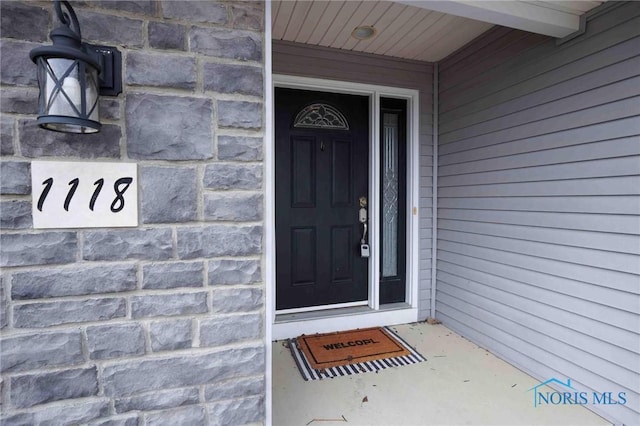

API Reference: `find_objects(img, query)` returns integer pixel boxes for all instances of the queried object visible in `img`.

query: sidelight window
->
[382,112,399,277]
[379,98,407,304]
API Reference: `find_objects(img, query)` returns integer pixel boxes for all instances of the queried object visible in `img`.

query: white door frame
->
[267,74,420,340]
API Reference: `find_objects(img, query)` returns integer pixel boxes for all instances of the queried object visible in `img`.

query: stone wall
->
[0,1,266,424]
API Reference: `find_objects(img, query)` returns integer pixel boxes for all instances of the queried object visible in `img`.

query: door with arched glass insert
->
[275,88,369,310]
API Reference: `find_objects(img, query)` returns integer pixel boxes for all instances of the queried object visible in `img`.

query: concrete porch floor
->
[272,322,610,426]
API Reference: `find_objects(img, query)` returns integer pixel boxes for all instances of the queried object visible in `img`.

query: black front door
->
[275,88,369,310]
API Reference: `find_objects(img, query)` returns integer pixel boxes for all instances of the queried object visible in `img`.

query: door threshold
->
[276,304,374,323]
[273,303,417,340]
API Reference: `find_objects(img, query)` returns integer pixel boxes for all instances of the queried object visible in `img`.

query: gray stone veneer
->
[0,1,266,424]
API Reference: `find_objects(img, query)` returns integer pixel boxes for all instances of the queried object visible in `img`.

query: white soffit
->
[271,1,602,62]
[272,1,494,62]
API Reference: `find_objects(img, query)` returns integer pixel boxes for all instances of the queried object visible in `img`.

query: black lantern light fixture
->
[30,0,122,134]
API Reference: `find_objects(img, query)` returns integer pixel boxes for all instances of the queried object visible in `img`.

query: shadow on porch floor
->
[272,323,610,426]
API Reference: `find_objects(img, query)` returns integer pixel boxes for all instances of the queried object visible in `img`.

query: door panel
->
[331,139,352,207]
[291,136,316,208]
[276,88,369,310]
[291,227,316,286]
[331,225,353,282]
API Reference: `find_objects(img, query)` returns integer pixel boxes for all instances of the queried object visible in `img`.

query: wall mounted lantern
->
[29,0,122,134]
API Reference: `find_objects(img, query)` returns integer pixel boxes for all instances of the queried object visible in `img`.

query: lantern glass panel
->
[38,57,100,133]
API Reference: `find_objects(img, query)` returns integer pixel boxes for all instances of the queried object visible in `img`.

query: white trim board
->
[264,3,273,425]
[394,0,583,38]
[430,63,439,319]
[268,74,420,339]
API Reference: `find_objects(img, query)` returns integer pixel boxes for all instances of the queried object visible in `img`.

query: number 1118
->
[37,177,133,213]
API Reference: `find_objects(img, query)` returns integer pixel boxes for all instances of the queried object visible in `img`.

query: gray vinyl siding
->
[273,41,434,319]
[436,3,640,425]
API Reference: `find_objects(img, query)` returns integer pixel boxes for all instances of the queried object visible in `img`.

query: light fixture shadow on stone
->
[29,0,122,134]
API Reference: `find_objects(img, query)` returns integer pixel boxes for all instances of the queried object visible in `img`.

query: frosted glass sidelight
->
[382,113,399,277]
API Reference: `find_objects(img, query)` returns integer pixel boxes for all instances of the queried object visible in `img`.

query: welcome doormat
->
[288,327,426,381]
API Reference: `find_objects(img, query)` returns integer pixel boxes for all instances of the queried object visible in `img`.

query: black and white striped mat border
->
[287,326,426,381]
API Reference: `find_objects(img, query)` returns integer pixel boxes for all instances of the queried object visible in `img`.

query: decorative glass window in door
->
[293,103,349,130]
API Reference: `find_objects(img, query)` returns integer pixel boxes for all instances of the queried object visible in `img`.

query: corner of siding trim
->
[429,63,439,321]
[556,1,627,45]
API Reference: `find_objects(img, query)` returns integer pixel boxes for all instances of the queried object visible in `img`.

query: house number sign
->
[31,161,138,229]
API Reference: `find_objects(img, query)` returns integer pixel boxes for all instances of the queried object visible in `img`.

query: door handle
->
[360,223,369,258]
[359,195,369,257]
[361,222,368,244]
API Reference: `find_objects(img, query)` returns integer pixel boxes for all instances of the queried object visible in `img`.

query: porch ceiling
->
[271,1,603,62]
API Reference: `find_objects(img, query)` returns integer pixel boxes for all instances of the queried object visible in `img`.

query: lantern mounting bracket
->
[53,0,121,97]
[89,44,122,97]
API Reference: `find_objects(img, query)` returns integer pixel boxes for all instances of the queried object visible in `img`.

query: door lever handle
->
[360,223,370,258]
[359,202,369,257]
[361,223,368,244]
